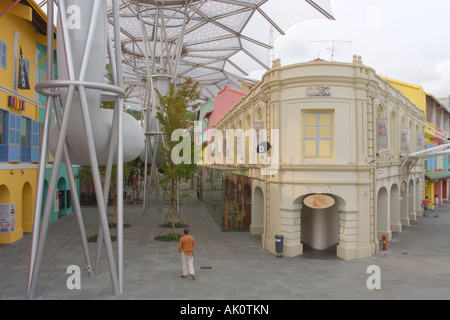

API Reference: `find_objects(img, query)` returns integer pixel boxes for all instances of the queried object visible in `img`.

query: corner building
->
[211,56,425,260]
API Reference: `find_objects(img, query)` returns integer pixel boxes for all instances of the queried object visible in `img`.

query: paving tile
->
[2,194,450,300]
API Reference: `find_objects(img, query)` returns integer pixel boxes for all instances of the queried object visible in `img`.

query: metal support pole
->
[53,97,94,278]
[93,102,117,276]
[28,0,124,298]
[112,0,124,294]
[27,0,54,297]
[78,85,120,296]
[117,96,124,294]
[27,95,52,298]
[28,84,76,299]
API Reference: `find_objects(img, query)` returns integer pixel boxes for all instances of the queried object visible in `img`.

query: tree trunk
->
[170,175,177,236]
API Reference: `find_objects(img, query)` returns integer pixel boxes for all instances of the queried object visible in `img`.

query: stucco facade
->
[210,56,425,260]
[0,1,43,243]
[0,1,79,244]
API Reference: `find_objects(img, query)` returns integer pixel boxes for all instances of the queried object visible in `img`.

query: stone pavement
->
[1,194,450,300]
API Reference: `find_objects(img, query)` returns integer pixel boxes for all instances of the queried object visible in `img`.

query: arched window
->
[246,114,251,129]
[256,107,262,121]
[376,104,388,153]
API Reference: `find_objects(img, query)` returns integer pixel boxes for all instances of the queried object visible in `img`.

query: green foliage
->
[155,78,202,201]
[76,159,138,187]
[165,232,182,241]
[102,64,135,112]
[126,108,142,120]
[154,78,202,236]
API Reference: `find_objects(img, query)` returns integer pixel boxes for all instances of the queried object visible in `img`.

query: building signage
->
[18,47,30,90]
[376,118,388,151]
[307,86,331,96]
[416,134,424,152]
[0,203,15,233]
[303,194,335,209]
[8,96,25,111]
[400,127,410,153]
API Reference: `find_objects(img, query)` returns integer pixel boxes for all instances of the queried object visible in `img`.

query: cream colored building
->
[210,56,425,260]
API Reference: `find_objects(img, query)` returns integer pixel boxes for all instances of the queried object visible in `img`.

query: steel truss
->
[27,0,334,298]
[27,0,126,299]
[108,1,334,216]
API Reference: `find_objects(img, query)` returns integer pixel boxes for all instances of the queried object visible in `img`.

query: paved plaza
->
[1,194,450,300]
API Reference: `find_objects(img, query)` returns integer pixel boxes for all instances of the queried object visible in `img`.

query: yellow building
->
[0,1,48,243]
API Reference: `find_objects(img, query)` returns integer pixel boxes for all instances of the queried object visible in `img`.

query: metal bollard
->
[382,234,387,251]
[275,235,284,258]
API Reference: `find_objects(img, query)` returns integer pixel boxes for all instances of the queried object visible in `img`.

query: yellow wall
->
[383,77,426,113]
[425,183,435,210]
[0,5,45,243]
[383,77,436,141]
[0,11,39,101]
[0,169,37,243]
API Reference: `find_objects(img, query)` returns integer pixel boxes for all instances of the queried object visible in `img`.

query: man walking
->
[422,196,431,217]
[433,194,439,217]
[178,229,195,280]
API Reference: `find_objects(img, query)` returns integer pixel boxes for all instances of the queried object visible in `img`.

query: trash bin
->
[275,235,284,258]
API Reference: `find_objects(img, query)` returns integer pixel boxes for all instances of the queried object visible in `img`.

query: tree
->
[155,78,202,238]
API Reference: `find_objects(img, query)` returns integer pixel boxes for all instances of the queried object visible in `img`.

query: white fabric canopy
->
[106,0,334,100]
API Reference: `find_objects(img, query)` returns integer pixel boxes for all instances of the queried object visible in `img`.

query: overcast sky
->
[249,0,450,98]
[41,1,450,98]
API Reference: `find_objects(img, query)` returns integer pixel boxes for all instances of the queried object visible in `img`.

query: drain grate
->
[200,266,212,270]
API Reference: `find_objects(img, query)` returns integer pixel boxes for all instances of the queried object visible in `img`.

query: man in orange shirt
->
[178,229,195,280]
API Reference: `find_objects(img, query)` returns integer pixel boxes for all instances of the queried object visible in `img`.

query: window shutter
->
[31,120,40,162]
[8,113,20,162]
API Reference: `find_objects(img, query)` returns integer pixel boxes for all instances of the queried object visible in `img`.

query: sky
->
[39,0,450,99]
[249,0,450,98]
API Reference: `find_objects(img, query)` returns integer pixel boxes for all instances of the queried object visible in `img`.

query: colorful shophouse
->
[385,77,450,206]
[0,0,79,244]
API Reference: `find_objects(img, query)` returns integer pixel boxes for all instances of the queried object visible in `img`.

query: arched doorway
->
[22,182,33,232]
[408,179,415,221]
[299,193,340,258]
[57,177,67,217]
[0,185,10,203]
[0,185,12,235]
[377,187,389,239]
[390,184,401,232]
[251,186,264,236]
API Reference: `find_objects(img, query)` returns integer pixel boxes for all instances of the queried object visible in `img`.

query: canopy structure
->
[400,142,450,170]
[399,120,450,170]
[102,0,335,215]
[105,0,335,103]
[29,0,335,298]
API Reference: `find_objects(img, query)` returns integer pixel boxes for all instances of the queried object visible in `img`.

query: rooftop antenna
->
[310,39,352,60]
